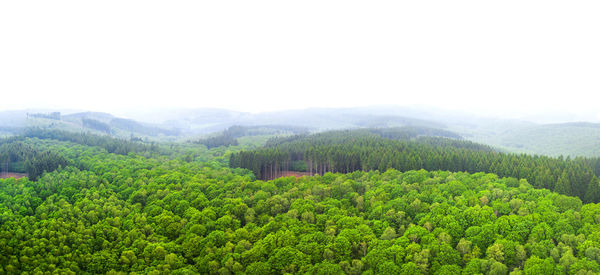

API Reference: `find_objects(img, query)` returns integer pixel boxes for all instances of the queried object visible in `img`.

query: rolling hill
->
[5,107,600,158]
[472,122,600,157]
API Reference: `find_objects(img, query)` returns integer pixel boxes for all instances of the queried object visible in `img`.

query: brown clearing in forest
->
[0,172,28,179]
[278,171,313,178]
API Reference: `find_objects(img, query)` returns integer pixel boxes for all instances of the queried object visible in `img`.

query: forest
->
[231,129,600,203]
[2,128,600,274]
[195,125,310,149]
[0,137,69,181]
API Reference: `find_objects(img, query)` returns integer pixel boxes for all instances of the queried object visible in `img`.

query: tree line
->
[230,130,600,203]
[195,125,311,149]
[0,139,69,180]
[23,128,158,155]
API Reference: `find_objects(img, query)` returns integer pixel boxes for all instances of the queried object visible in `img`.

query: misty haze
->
[1,1,600,274]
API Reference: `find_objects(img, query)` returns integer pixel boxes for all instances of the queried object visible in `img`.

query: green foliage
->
[232,129,600,203]
[23,128,157,155]
[0,138,69,180]
[3,131,600,273]
[195,125,310,149]
[196,134,239,149]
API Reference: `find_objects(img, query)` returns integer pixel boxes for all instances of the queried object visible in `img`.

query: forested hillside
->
[6,108,600,159]
[2,141,600,273]
[231,129,600,203]
[472,122,600,158]
[23,128,159,155]
[195,125,310,149]
[0,137,69,180]
[3,128,600,273]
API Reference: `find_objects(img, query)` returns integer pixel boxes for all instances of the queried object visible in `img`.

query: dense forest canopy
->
[2,127,600,274]
[231,129,600,203]
[23,128,158,155]
[195,125,311,149]
[0,137,69,180]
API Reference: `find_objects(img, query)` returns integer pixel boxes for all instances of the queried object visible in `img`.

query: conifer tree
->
[555,171,572,196]
[584,176,600,203]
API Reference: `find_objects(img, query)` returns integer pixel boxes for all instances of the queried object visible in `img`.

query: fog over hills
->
[2,105,600,157]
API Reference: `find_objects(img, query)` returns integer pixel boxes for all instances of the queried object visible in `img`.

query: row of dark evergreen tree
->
[195,125,311,149]
[0,140,69,180]
[196,135,239,149]
[194,126,248,148]
[23,128,157,155]
[263,127,467,148]
[230,130,600,203]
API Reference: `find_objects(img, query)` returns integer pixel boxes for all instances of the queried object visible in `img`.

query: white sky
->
[1,1,599,117]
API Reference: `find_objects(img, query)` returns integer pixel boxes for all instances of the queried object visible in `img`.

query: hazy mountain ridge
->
[4,107,600,157]
[475,122,600,157]
[125,107,449,133]
[0,110,180,139]
[62,111,116,123]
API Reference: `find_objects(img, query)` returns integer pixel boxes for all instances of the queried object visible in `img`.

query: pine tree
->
[555,171,572,196]
[585,176,600,203]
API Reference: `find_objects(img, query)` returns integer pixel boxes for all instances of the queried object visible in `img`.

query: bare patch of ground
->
[0,173,28,179]
[278,171,313,178]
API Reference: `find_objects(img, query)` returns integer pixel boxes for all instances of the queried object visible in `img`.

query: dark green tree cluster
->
[196,125,312,149]
[23,128,157,155]
[195,126,251,149]
[0,139,69,180]
[197,135,239,149]
[23,150,70,181]
[231,130,600,203]
[263,127,467,148]
[0,138,30,172]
